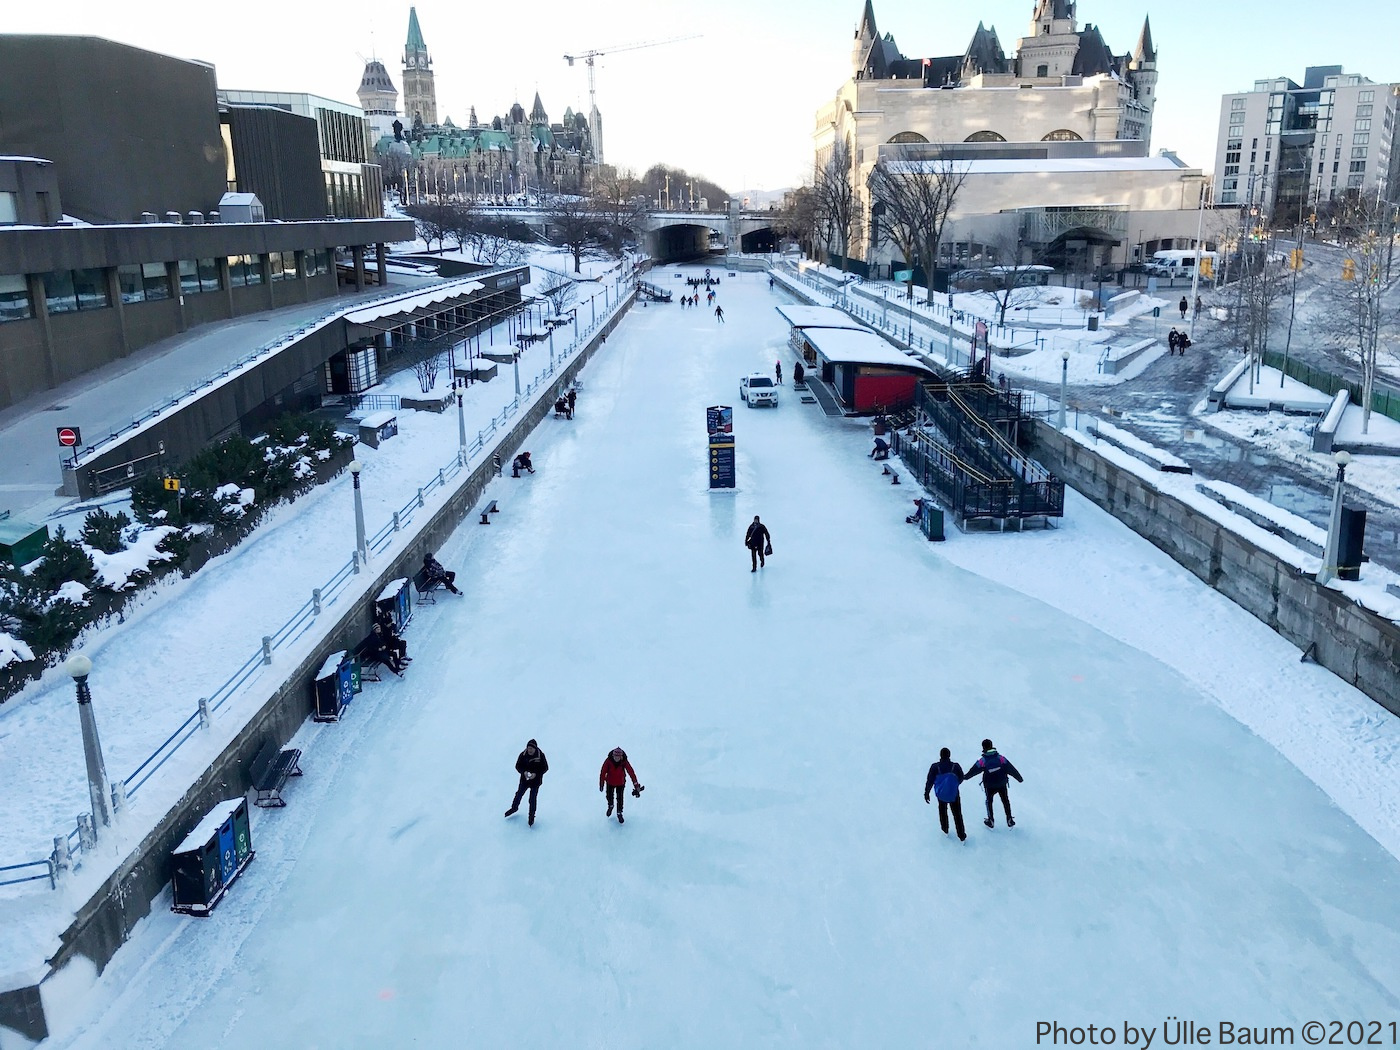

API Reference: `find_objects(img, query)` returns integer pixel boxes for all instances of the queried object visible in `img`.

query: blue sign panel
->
[707,405,733,435]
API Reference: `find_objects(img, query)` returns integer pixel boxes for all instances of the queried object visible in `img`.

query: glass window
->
[43,270,78,314]
[1350,160,1367,172]
[197,258,220,292]
[226,256,246,287]
[142,262,171,301]
[1231,97,1246,110]
[245,255,264,285]
[0,274,32,322]
[1352,146,1369,159]
[1355,119,1371,131]
[178,259,200,295]
[117,264,144,303]
[281,251,299,279]
[73,268,110,310]
[269,252,286,281]
[1357,105,1373,118]
[0,191,16,225]
[1359,89,1375,102]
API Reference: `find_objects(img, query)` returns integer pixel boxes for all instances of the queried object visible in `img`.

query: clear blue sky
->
[6,0,1399,194]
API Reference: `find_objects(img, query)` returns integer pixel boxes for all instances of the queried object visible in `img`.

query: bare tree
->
[1313,193,1398,432]
[775,185,819,259]
[413,351,446,394]
[405,201,452,253]
[868,150,968,298]
[971,232,1045,326]
[539,270,578,317]
[813,139,859,271]
[590,167,648,255]
[546,196,608,273]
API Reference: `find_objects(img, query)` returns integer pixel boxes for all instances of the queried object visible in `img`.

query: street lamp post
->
[66,654,112,832]
[455,381,468,463]
[513,350,521,398]
[1318,450,1352,585]
[350,460,367,567]
[1057,350,1071,429]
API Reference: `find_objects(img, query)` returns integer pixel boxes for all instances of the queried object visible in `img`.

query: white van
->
[1147,250,1218,278]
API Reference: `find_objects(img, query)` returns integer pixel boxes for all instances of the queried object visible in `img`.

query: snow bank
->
[85,526,179,591]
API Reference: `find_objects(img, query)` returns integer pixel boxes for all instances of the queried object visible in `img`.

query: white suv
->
[740,373,778,407]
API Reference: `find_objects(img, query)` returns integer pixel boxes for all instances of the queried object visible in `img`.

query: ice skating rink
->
[48,266,1400,1049]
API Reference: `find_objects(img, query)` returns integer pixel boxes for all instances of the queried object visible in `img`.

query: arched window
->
[887,131,929,144]
[965,130,1006,142]
[1042,129,1084,141]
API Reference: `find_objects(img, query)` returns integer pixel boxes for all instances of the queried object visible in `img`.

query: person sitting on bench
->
[373,605,410,665]
[870,436,891,460]
[423,551,461,595]
[366,622,408,676]
[906,498,926,524]
[512,452,535,477]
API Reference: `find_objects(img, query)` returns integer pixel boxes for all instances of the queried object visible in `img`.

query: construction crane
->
[563,34,700,163]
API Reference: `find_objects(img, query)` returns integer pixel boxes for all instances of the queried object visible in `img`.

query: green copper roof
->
[406,7,426,52]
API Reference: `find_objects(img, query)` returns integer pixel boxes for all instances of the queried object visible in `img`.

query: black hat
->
[940,747,951,759]
[982,738,994,751]
[527,739,538,748]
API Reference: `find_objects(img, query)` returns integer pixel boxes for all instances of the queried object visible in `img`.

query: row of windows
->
[0,250,338,324]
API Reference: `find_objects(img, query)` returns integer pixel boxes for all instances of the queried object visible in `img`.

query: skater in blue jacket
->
[924,747,967,841]
[963,738,1023,829]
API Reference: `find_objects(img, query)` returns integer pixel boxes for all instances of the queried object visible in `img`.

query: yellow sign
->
[1200,256,1214,279]
[1289,248,1304,271]
[163,477,181,491]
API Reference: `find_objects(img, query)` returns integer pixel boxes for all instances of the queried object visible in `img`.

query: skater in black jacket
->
[505,739,549,825]
[962,738,1023,828]
[924,747,967,841]
[744,515,771,572]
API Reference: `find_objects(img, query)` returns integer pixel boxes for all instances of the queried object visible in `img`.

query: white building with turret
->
[815,1,1212,278]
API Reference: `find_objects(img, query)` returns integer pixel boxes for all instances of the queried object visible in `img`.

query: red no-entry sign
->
[57,426,81,448]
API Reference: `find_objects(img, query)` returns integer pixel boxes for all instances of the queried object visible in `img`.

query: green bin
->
[919,501,946,542]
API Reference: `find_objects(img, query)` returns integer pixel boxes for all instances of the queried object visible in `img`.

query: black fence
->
[893,380,1064,526]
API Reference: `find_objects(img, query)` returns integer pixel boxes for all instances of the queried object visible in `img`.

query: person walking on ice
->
[963,738,1023,828]
[925,747,968,841]
[715,305,725,323]
[744,515,771,572]
[599,747,644,824]
[775,360,783,385]
[505,739,549,826]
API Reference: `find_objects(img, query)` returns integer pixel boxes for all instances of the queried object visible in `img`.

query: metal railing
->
[1260,350,1400,425]
[2,278,634,893]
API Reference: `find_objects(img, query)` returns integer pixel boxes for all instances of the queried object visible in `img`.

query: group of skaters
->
[678,292,723,322]
[924,739,1025,840]
[504,740,644,826]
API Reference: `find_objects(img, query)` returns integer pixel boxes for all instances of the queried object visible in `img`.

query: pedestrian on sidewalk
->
[1194,296,1203,320]
[925,747,968,841]
[599,747,644,824]
[745,515,771,572]
[1178,295,1189,320]
[963,738,1023,829]
[1168,329,1180,356]
[505,739,549,826]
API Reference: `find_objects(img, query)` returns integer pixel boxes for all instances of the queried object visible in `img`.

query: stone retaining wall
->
[1033,423,1400,718]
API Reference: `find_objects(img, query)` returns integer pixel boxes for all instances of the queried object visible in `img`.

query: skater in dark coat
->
[793,361,805,386]
[744,515,771,572]
[715,305,725,323]
[963,738,1023,828]
[505,739,549,825]
[599,747,644,824]
[925,748,968,841]
[775,360,783,385]
[567,388,577,415]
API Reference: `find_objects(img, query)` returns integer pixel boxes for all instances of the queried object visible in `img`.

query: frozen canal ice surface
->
[48,266,1400,1049]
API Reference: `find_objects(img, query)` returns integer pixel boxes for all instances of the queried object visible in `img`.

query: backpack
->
[933,767,960,803]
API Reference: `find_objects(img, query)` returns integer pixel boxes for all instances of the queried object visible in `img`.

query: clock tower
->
[401,7,437,127]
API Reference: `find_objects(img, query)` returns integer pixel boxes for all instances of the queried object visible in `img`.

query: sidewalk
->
[0,278,439,522]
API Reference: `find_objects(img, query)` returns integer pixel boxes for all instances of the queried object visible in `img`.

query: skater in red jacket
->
[599,747,644,824]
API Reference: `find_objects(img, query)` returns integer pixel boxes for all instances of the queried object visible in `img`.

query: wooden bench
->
[478,498,499,525]
[249,740,303,808]
[355,634,389,681]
